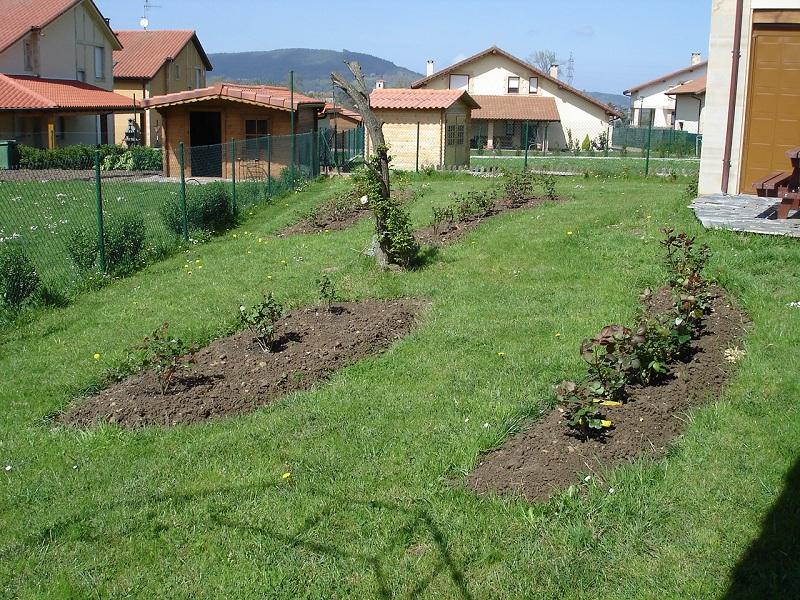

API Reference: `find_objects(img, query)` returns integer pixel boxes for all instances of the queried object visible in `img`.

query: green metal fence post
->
[267,134,272,197]
[179,142,189,241]
[290,70,295,178]
[416,122,420,173]
[93,150,106,273]
[230,138,237,213]
[524,121,530,170]
[645,111,654,177]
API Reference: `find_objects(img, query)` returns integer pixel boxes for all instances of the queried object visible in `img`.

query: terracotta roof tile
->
[625,62,707,95]
[470,95,560,121]
[369,88,479,110]
[0,0,121,53]
[141,82,324,111]
[323,103,362,121]
[411,46,622,118]
[0,74,137,111]
[113,30,212,80]
[667,76,707,96]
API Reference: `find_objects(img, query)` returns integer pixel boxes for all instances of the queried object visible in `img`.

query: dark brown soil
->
[60,299,425,429]
[467,287,749,502]
[416,195,566,246]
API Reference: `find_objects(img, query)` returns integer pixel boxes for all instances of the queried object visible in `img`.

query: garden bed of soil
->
[60,299,425,429]
[280,189,417,236]
[416,195,567,246]
[467,286,749,502]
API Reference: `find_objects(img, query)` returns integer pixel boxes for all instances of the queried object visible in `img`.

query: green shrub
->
[0,244,40,306]
[161,182,238,236]
[581,135,591,152]
[17,144,127,170]
[66,226,99,271]
[129,146,162,171]
[105,213,146,275]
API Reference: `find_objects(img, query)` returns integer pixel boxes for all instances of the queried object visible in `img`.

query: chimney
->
[691,52,702,66]
[375,79,385,90]
[426,60,435,77]
[549,63,559,79]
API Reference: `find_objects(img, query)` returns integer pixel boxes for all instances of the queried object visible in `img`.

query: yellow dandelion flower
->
[282,472,291,480]
[267,275,272,279]
[555,332,561,337]
[567,231,574,236]
[497,352,506,357]
[600,420,613,428]
[93,353,101,360]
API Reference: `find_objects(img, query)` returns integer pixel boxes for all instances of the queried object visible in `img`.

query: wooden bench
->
[753,147,800,219]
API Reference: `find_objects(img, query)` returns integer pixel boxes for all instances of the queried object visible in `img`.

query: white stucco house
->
[624,55,708,129]
[410,46,622,152]
[0,0,134,148]
[668,76,707,134]
[699,0,800,196]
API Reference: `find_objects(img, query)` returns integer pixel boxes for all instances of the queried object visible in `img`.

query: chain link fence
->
[0,127,364,303]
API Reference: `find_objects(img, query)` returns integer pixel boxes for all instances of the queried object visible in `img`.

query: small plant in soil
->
[555,380,612,440]
[504,170,537,206]
[580,324,644,401]
[139,323,196,395]
[536,174,558,201]
[239,292,285,353]
[316,275,339,309]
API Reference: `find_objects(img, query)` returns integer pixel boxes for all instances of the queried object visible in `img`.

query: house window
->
[638,107,654,127]
[175,64,181,80]
[244,119,269,158]
[507,77,520,94]
[505,121,515,136]
[449,74,469,91]
[24,40,33,71]
[194,67,203,89]
[529,77,539,94]
[94,46,105,80]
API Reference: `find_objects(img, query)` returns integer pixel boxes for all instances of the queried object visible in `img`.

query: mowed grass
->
[470,154,700,178]
[1,174,799,598]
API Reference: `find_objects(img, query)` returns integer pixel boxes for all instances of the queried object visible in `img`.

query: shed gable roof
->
[0,0,121,53]
[113,30,213,80]
[411,45,622,118]
[369,88,479,110]
[140,82,324,111]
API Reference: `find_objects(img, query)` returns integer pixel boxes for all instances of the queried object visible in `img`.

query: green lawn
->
[1,174,798,598]
[470,155,700,178]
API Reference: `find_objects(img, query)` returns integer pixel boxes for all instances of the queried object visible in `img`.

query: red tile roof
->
[113,30,213,80]
[369,88,480,110]
[411,46,622,118]
[470,95,560,121]
[0,74,137,111]
[624,61,708,95]
[140,82,324,111]
[323,103,362,122]
[667,76,707,96]
[0,0,121,53]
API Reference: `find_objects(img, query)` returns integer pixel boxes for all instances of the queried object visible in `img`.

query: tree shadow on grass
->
[5,480,474,599]
[723,457,800,599]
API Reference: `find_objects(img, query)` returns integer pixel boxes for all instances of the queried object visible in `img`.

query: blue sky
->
[99,0,712,94]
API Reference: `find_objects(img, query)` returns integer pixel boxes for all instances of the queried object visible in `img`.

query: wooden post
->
[47,115,56,149]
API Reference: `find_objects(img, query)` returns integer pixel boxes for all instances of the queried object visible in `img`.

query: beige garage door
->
[740,27,800,193]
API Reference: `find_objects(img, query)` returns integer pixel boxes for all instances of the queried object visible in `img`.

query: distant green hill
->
[208,48,422,95]
[584,91,630,110]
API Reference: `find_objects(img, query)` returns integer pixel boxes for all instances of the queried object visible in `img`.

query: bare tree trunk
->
[332,62,392,266]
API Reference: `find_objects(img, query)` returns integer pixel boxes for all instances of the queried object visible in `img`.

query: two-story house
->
[112,30,213,147]
[411,46,622,151]
[0,0,136,148]
[624,54,708,130]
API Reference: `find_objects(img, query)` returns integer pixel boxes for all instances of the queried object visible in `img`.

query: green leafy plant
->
[316,274,338,309]
[536,173,558,201]
[580,324,644,401]
[0,244,40,307]
[239,292,284,353]
[139,322,195,395]
[66,226,99,271]
[104,213,146,276]
[556,380,612,440]
[161,181,238,237]
[504,170,537,206]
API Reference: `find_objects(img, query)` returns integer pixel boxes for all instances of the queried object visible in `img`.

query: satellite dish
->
[140,17,149,29]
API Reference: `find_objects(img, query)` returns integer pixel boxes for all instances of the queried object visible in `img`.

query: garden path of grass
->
[1,174,799,598]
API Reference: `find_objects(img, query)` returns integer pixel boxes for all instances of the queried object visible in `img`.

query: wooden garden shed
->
[141,82,324,178]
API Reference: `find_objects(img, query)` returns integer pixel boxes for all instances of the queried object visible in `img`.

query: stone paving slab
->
[691,194,800,238]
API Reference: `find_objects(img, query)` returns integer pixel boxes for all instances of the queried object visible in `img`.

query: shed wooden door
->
[740,28,800,193]
[445,115,467,166]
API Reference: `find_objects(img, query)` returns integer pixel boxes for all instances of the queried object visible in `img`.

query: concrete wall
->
[699,0,800,195]
[629,64,707,128]
[418,53,611,150]
[674,94,705,134]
